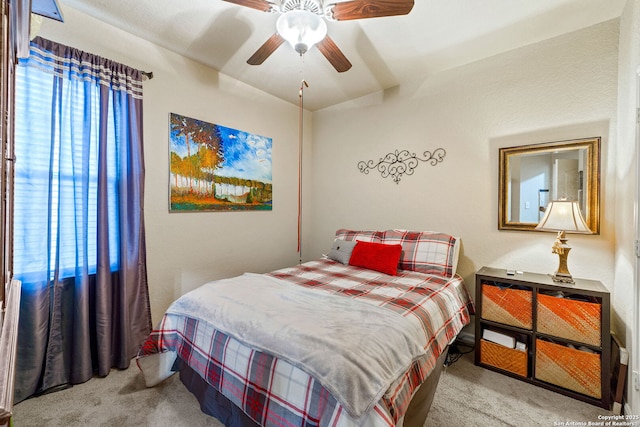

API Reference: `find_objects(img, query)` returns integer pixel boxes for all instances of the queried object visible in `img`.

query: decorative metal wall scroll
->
[357,148,446,184]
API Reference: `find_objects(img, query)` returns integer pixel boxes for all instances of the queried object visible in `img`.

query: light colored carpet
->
[12,351,613,426]
[428,352,612,426]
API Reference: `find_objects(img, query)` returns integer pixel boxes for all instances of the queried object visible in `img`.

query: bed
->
[136,229,474,427]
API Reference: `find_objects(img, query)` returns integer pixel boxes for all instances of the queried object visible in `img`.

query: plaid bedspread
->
[137,259,473,427]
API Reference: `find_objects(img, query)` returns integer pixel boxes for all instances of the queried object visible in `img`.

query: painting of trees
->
[169,113,272,211]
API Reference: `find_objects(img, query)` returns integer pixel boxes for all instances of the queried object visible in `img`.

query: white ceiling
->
[59,0,626,111]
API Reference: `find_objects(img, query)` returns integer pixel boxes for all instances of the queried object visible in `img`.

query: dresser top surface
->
[477,266,609,295]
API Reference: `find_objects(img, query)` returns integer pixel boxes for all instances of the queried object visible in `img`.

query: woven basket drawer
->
[480,339,528,378]
[537,294,601,346]
[535,339,601,399]
[482,283,532,329]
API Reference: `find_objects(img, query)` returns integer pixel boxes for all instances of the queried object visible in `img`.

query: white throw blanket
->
[166,273,429,419]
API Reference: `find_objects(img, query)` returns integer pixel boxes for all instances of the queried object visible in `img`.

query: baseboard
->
[625,402,633,416]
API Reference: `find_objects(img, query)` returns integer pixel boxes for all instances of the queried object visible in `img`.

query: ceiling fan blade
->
[247,33,285,65]
[317,36,352,73]
[330,0,414,21]
[222,0,273,12]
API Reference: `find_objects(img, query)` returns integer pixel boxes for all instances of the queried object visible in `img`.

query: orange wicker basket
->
[482,283,532,329]
[535,339,601,398]
[480,339,528,377]
[537,294,601,346]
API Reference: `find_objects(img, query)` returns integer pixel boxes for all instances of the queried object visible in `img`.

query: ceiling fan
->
[222,0,415,72]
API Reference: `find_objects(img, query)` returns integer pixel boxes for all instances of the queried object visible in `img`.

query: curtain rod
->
[141,71,154,80]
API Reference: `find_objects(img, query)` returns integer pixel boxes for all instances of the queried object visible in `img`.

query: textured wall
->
[311,20,619,310]
[615,0,640,414]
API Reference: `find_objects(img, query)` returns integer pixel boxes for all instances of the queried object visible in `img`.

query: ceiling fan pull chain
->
[297,53,307,263]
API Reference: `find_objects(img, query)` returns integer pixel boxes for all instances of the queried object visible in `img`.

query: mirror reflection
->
[498,137,600,234]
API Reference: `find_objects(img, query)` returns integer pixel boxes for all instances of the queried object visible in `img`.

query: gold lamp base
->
[551,231,574,284]
[551,271,574,284]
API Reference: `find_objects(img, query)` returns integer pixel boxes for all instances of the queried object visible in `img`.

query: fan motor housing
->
[280,0,323,15]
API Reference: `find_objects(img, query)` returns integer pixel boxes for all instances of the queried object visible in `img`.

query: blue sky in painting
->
[170,119,272,183]
[216,125,272,183]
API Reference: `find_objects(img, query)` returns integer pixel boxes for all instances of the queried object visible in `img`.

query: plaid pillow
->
[382,230,459,277]
[334,229,384,243]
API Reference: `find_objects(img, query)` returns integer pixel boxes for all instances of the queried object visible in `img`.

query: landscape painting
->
[169,113,273,212]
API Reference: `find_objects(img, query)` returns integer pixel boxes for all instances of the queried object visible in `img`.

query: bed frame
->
[177,346,449,427]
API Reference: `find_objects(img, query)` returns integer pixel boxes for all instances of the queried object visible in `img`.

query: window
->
[13,63,120,283]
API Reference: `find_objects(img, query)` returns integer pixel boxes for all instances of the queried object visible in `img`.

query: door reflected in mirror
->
[498,137,600,234]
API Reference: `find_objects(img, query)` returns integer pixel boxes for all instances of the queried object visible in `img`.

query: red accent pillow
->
[349,241,403,276]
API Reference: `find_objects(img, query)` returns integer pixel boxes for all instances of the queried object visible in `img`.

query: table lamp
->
[535,200,591,283]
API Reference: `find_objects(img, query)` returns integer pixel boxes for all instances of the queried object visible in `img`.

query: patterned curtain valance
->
[21,36,143,99]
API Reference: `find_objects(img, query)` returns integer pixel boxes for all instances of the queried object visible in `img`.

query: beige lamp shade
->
[536,200,591,233]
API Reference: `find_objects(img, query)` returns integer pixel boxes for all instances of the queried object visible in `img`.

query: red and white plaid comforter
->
[137,259,473,427]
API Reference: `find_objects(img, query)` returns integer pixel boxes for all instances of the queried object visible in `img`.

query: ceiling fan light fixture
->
[276,10,327,55]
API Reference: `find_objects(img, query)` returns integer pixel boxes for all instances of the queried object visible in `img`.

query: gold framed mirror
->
[498,137,600,234]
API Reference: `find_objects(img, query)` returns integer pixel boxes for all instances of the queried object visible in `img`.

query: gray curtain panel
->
[12,37,151,402]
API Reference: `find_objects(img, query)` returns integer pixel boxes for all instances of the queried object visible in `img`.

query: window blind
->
[13,63,120,283]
